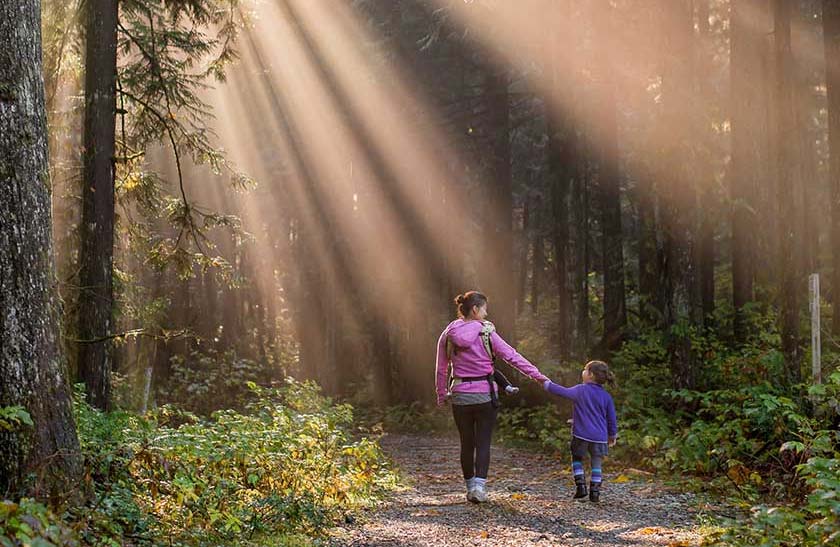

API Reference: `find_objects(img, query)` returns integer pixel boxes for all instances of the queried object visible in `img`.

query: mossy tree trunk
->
[0,0,82,498]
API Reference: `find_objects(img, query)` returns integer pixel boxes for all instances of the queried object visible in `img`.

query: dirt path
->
[330,433,709,547]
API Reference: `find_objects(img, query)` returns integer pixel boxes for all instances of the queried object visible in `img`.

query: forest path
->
[330,433,710,547]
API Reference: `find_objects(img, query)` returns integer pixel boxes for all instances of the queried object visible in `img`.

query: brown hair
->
[454,291,488,319]
[585,360,615,386]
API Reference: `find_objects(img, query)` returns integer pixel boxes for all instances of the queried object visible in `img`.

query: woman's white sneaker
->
[471,483,488,503]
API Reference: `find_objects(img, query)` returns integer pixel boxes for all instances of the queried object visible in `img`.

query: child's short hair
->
[585,360,615,386]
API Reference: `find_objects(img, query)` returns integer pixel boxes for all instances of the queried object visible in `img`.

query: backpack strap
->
[480,321,499,408]
[479,321,496,361]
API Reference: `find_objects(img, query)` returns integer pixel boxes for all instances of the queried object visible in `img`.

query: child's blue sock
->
[572,460,585,483]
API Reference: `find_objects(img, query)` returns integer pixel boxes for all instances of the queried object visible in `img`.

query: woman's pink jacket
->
[435,319,548,405]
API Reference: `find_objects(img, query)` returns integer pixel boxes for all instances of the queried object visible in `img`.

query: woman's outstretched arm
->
[489,331,548,383]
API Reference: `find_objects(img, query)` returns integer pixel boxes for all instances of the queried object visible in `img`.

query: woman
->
[435,291,548,503]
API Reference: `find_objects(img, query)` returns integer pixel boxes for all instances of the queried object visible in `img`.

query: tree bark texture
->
[696,0,716,324]
[593,0,626,352]
[547,1,572,357]
[825,0,840,335]
[77,0,118,410]
[483,68,516,341]
[774,0,802,386]
[661,0,699,389]
[0,0,82,497]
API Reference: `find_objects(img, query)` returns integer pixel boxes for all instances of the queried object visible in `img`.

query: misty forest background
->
[2,0,840,545]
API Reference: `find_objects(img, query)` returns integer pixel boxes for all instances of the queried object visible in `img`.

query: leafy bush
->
[0,498,78,547]
[158,349,284,415]
[496,403,570,452]
[707,456,840,547]
[69,378,395,546]
[0,406,33,431]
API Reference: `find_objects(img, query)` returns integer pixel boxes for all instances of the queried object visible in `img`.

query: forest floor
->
[329,433,720,547]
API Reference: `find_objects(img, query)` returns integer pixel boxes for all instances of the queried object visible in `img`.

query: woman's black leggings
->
[452,402,498,479]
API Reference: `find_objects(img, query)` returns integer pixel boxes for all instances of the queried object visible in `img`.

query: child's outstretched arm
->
[542,379,582,401]
[607,396,618,446]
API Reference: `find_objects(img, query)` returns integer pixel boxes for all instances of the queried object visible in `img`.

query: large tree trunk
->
[638,168,660,323]
[774,0,802,386]
[825,0,840,336]
[531,205,544,315]
[593,0,626,352]
[0,0,82,497]
[696,0,716,324]
[661,0,699,389]
[730,0,765,341]
[77,0,118,410]
[519,200,531,316]
[572,162,591,356]
[484,68,516,341]
[547,0,572,358]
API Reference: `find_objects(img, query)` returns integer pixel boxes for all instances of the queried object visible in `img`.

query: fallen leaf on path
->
[639,526,664,535]
[510,493,527,501]
[613,474,632,483]
[623,467,654,476]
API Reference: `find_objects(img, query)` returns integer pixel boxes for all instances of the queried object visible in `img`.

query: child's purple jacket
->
[544,381,618,443]
[435,319,548,405]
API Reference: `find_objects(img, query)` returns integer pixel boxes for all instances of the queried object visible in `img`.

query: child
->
[543,360,617,502]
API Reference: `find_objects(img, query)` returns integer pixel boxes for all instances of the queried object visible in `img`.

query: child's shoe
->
[573,477,588,500]
[589,482,600,503]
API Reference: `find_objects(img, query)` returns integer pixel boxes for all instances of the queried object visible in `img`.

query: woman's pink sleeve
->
[489,332,548,382]
[435,328,450,404]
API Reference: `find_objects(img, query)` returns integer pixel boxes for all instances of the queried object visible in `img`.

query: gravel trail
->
[330,433,708,546]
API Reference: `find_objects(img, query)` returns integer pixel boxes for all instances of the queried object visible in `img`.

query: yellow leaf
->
[639,527,662,535]
[480,531,488,538]
[510,493,527,501]
[613,474,632,483]
[727,464,750,485]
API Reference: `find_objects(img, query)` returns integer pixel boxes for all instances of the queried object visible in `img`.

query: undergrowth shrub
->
[24,378,396,547]
[157,349,283,415]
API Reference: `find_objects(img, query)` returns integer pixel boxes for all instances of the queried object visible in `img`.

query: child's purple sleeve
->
[543,381,581,401]
[607,396,618,438]
[489,331,548,382]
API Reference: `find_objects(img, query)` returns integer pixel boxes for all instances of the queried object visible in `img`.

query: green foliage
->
[158,348,283,415]
[117,0,253,275]
[707,457,840,547]
[607,317,840,547]
[0,498,78,547]
[356,402,451,433]
[64,379,395,546]
[0,406,33,431]
[496,403,571,452]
